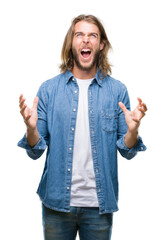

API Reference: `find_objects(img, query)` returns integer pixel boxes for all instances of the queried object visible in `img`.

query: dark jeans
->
[42,204,113,240]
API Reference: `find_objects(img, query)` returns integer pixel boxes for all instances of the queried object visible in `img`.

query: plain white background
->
[0,0,163,239]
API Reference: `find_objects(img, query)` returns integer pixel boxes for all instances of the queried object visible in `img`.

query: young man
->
[18,15,147,240]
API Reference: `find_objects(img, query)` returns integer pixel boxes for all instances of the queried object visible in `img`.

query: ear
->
[100,41,105,51]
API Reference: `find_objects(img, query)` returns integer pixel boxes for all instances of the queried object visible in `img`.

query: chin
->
[79,64,94,72]
[78,59,96,71]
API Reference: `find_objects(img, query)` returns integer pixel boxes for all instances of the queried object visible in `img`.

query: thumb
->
[118,102,128,114]
[33,96,39,109]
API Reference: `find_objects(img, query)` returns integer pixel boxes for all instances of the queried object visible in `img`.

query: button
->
[140,147,143,150]
[73,108,76,112]
[90,110,93,113]
[96,168,99,173]
[74,90,77,94]
[67,187,70,190]
[93,149,96,153]
[68,168,71,172]
[72,78,75,81]
[72,128,75,131]
[69,147,72,151]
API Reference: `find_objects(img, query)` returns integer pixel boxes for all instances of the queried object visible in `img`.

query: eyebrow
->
[74,32,99,37]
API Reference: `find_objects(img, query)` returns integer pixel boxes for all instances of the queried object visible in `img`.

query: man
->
[18,14,147,240]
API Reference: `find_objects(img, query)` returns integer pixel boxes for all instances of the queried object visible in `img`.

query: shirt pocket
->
[101,109,118,133]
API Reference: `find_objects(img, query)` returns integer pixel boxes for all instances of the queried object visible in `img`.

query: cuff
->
[117,134,147,159]
[17,134,47,150]
[17,134,47,159]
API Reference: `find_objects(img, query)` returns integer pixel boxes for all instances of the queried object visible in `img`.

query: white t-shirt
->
[70,78,99,207]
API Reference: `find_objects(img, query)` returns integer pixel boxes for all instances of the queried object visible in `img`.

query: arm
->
[119,97,147,149]
[19,94,39,147]
[116,85,147,159]
[18,83,49,159]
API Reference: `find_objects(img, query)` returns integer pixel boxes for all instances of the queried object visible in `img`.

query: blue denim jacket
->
[18,70,146,214]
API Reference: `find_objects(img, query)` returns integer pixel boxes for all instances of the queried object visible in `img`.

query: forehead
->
[74,20,100,34]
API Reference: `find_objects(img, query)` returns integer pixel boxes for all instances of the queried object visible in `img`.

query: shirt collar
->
[64,71,74,83]
[64,69,104,87]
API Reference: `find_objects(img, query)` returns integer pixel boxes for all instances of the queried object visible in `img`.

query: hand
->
[19,94,39,130]
[119,97,147,133]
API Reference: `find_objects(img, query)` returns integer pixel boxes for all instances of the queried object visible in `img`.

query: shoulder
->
[37,72,68,96]
[40,73,65,89]
[103,75,128,95]
[39,71,73,90]
[36,73,65,102]
[105,75,126,88]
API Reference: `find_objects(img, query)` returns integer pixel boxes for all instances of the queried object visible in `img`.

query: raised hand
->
[119,97,147,133]
[19,94,39,130]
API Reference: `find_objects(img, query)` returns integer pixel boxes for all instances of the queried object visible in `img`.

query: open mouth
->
[81,49,91,59]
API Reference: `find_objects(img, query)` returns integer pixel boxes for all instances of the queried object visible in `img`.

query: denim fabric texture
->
[42,204,113,240]
[18,70,146,214]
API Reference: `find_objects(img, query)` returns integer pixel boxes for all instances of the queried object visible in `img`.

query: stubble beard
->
[72,47,100,72]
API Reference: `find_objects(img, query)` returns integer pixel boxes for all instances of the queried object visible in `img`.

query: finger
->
[137,97,142,105]
[19,96,26,109]
[118,102,128,114]
[33,96,39,109]
[137,97,148,113]
[141,103,147,112]
[138,108,146,116]
[138,103,147,113]
[19,99,26,109]
[137,98,143,110]
[132,117,140,124]
[20,103,27,112]
[24,113,32,122]
[23,106,32,120]
[20,107,30,121]
[19,94,23,102]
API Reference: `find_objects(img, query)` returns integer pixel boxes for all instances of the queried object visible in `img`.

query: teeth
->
[82,49,91,52]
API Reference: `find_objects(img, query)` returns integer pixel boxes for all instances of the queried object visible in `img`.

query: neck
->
[72,64,97,79]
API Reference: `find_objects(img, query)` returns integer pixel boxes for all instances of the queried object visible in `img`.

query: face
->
[72,21,104,72]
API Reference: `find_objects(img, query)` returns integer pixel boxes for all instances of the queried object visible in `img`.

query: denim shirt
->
[18,70,146,214]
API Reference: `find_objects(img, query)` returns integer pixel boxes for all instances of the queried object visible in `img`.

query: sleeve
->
[116,84,146,160]
[17,82,49,160]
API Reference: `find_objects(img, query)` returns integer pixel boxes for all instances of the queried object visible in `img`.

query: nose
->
[83,35,89,43]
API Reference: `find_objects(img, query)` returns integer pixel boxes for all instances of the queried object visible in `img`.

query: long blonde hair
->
[60,15,112,78]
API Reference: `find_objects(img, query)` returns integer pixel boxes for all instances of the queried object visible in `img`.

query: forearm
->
[124,129,139,149]
[26,127,39,147]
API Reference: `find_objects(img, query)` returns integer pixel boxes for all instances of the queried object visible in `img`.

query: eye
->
[75,32,83,37]
[90,33,98,38]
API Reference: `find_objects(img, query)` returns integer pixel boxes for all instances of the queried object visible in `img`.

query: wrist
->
[26,126,38,133]
[26,127,39,147]
[125,129,139,149]
[127,128,139,137]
